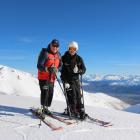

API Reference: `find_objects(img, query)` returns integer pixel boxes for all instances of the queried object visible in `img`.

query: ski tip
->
[53,126,63,131]
[66,122,73,125]
[102,124,113,127]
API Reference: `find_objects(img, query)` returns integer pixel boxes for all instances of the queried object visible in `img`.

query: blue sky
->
[0,0,140,75]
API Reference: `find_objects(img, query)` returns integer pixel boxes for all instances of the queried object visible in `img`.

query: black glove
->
[48,67,57,74]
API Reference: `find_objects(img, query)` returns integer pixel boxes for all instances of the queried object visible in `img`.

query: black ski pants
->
[65,80,84,113]
[39,80,54,107]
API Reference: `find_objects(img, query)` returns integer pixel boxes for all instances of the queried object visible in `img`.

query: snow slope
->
[0,65,40,97]
[0,94,140,140]
[0,65,140,140]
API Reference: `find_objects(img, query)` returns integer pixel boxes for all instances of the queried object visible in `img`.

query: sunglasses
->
[69,47,76,51]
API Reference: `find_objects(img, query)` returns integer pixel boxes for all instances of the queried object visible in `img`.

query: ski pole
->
[53,70,72,118]
[80,75,86,113]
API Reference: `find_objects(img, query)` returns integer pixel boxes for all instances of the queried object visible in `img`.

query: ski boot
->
[36,108,45,119]
[79,109,87,121]
[44,107,52,115]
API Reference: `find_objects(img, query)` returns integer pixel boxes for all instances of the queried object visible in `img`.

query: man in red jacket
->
[37,39,61,115]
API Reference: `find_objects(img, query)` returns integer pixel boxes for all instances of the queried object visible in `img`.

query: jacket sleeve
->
[78,56,86,75]
[37,49,48,71]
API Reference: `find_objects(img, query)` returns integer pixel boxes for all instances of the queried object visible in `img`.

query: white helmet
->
[68,41,78,51]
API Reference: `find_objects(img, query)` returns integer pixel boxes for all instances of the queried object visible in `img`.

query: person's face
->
[69,46,76,56]
[50,44,59,53]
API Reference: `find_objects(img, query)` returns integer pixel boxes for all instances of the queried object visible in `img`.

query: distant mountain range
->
[83,74,140,94]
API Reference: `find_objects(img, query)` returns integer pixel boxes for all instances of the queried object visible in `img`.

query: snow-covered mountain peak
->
[83,74,103,81]
[103,75,123,81]
[84,74,140,86]
[0,65,40,97]
[0,65,34,78]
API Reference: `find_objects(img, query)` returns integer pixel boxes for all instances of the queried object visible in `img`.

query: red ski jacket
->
[37,48,61,82]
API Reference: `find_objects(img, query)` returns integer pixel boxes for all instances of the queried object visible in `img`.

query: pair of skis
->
[30,108,75,131]
[30,108,113,131]
[61,113,113,127]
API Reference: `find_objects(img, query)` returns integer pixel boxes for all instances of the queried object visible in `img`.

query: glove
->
[73,65,78,73]
[47,67,57,74]
[65,83,70,89]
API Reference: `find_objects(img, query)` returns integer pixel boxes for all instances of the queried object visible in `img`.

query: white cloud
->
[18,37,33,43]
